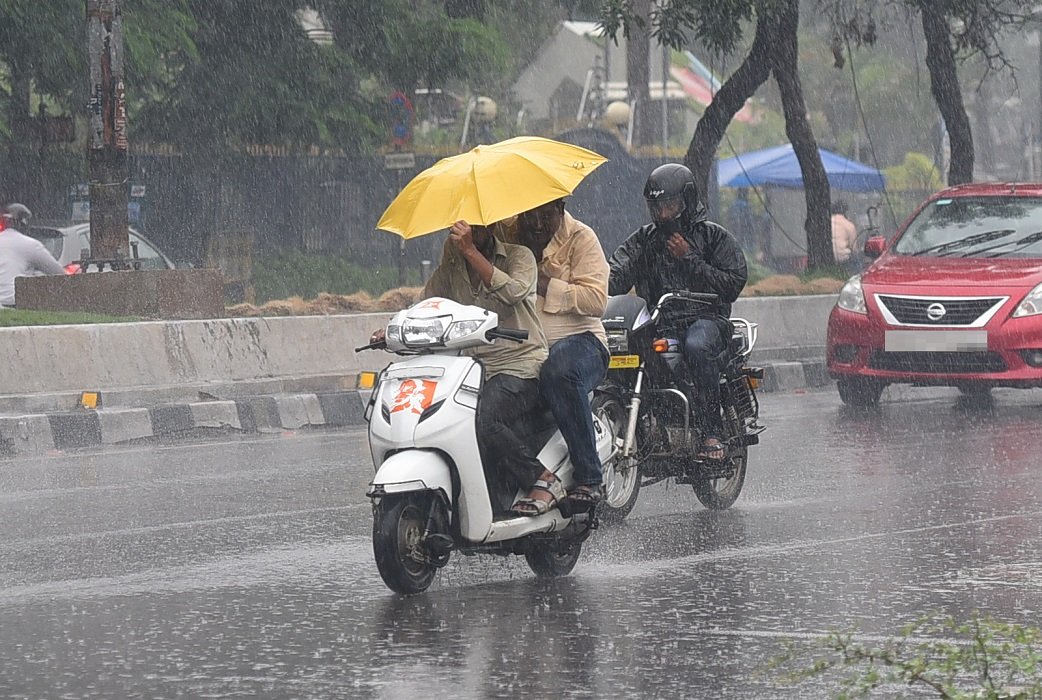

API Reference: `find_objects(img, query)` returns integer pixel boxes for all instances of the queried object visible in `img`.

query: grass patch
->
[251,250,424,304]
[0,309,139,326]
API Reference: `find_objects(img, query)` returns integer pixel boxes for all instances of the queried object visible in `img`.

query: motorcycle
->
[355,297,612,595]
[596,291,765,516]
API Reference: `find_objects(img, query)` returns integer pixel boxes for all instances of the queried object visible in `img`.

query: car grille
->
[876,295,1003,326]
[868,351,1007,374]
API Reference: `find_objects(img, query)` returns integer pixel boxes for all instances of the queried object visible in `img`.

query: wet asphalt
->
[1,385,1042,698]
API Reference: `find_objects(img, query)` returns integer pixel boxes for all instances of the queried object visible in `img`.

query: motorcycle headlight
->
[444,319,482,342]
[401,316,449,346]
[837,275,867,315]
[1014,283,1042,318]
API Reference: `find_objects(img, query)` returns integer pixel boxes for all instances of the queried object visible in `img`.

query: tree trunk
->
[921,4,973,185]
[626,0,652,147]
[771,0,833,269]
[683,7,775,199]
[4,59,37,204]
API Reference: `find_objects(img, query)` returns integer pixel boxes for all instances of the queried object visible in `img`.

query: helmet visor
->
[647,195,685,224]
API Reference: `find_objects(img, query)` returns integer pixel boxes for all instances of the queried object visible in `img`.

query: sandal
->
[511,474,565,516]
[697,437,727,462]
[566,483,604,505]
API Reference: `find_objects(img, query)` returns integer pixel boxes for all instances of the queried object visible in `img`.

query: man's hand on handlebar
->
[370,328,385,344]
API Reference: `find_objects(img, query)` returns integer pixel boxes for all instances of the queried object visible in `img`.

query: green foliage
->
[0,309,138,326]
[885,152,945,192]
[251,250,423,303]
[774,614,1042,698]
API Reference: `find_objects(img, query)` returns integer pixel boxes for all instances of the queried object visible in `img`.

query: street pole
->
[86,0,129,265]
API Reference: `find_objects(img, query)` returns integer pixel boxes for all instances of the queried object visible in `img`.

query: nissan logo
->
[926,302,947,321]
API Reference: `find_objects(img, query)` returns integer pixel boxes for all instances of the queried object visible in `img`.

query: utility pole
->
[86,0,129,264]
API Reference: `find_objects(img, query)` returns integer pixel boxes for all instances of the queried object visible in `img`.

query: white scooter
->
[356,297,613,595]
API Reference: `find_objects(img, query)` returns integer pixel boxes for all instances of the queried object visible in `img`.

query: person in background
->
[831,200,859,274]
[0,203,64,308]
[511,198,609,508]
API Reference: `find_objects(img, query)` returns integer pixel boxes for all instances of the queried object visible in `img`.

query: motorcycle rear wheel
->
[593,392,641,524]
[524,540,582,578]
[373,494,442,595]
[691,407,748,510]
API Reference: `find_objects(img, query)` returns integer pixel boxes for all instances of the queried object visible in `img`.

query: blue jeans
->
[540,332,609,486]
[683,319,727,439]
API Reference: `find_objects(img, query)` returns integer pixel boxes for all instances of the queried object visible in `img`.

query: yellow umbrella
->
[376,136,607,239]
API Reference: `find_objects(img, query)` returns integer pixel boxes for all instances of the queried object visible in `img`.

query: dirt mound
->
[227,288,423,317]
[226,276,840,317]
[743,275,843,297]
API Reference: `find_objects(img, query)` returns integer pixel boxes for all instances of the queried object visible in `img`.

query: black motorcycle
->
[594,291,766,521]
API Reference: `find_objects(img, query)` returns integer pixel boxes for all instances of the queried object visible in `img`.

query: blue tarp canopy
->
[717,144,886,192]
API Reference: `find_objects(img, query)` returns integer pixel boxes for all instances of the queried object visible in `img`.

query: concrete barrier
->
[0,294,838,412]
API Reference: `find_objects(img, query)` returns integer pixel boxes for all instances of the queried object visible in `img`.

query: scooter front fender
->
[367,449,453,501]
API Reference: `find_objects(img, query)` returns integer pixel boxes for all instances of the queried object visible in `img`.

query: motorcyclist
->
[0,203,65,308]
[608,164,748,461]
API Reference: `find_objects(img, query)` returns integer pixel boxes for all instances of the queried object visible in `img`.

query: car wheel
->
[836,377,884,406]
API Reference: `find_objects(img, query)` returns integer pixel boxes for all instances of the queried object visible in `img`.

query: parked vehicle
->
[827,183,1042,405]
[356,297,617,595]
[27,222,176,272]
[597,291,765,513]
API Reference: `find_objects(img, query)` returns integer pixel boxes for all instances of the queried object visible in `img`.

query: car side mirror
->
[863,236,887,260]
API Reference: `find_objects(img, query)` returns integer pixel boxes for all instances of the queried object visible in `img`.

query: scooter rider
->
[511,199,610,508]
[608,164,748,461]
[373,220,562,516]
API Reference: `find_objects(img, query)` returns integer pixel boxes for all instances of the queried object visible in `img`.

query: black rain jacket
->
[608,200,748,332]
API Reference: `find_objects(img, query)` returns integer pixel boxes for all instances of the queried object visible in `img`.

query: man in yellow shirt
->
[513,199,610,508]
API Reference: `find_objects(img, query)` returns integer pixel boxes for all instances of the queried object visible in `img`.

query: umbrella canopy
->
[717,144,885,192]
[376,136,607,239]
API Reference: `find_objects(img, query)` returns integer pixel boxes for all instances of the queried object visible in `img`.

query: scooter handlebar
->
[355,339,387,352]
[487,328,528,342]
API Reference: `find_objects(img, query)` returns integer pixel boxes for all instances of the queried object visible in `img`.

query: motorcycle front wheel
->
[691,406,748,510]
[593,392,641,523]
[525,539,582,578]
[373,494,443,595]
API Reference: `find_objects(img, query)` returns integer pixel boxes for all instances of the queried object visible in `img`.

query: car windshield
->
[892,196,1042,259]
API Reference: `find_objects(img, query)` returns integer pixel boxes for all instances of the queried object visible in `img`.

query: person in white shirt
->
[0,204,65,307]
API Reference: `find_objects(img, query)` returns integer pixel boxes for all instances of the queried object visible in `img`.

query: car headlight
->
[445,320,482,342]
[837,275,867,314]
[1013,283,1042,318]
[401,316,449,346]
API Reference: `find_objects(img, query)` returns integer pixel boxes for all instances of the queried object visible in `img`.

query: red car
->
[827,182,1042,405]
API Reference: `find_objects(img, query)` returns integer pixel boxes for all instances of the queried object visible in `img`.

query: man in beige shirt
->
[512,199,610,508]
[421,221,562,516]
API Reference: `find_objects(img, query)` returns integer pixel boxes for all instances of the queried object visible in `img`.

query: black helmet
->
[643,163,698,229]
[2,203,32,229]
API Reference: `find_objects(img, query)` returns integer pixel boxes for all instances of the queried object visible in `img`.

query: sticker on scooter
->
[391,379,437,414]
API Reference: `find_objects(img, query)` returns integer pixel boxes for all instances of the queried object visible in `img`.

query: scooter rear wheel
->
[524,540,582,578]
[373,494,440,595]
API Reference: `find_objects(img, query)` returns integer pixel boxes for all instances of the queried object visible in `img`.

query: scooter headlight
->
[401,316,449,346]
[445,319,483,342]
[837,274,867,315]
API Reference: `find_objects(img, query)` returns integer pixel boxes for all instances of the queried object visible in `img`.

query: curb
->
[759,359,831,393]
[0,391,366,457]
[0,359,831,457]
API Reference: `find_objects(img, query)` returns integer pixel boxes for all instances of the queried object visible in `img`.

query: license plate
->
[608,354,640,369]
[884,330,988,352]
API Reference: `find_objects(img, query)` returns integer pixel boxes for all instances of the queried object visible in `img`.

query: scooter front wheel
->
[373,494,441,595]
